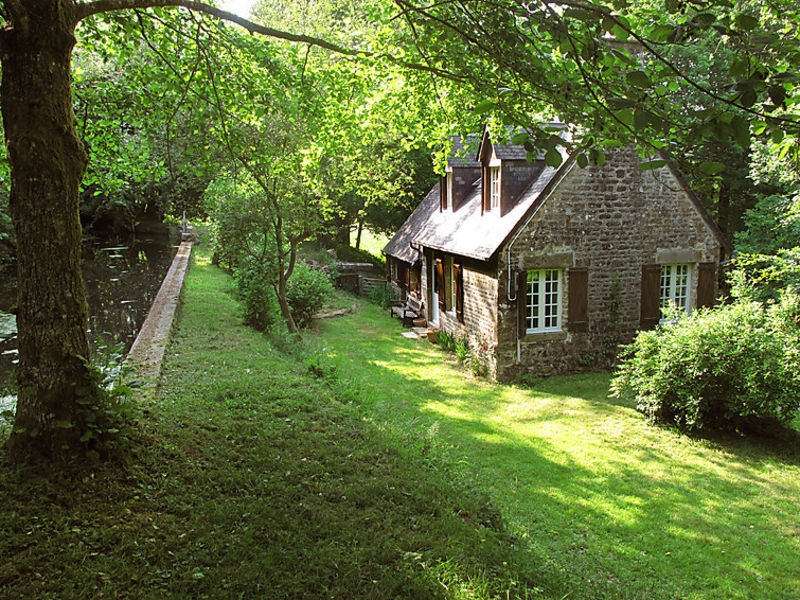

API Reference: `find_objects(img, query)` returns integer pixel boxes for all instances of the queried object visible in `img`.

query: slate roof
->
[384,125,570,263]
[446,134,482,168]
[482,124,568,161]
[382,184,440,264]
[411,162,564,261]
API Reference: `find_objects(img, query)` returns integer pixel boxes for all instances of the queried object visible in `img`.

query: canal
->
[0,227,180,392]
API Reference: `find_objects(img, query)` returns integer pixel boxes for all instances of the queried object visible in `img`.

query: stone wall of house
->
[421,249,500,377]
[495,149,722,380]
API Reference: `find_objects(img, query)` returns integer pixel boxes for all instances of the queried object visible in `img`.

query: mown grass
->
[317,301,800,600]
[0,242,541,599]
[350,227,390,260]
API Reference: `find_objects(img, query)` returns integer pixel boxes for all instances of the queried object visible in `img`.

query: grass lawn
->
[0,242,539,599]
[350,227,390,259]
[317,300,800,600]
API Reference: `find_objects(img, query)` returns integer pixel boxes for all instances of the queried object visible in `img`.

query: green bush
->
[286,264,335,329]
[367,283,393,308]
[612,297,800,435]
[234,260,280,332]
[728,248,800,303]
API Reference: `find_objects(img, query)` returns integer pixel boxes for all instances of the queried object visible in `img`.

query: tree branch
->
[75,0,470,84]
[75,0,363,56]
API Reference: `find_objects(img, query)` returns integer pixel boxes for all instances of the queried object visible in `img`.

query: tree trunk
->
[355,219,363,250]
[1,1,99,459]
[274,279,298,334]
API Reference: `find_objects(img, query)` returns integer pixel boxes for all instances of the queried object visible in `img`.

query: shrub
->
[367,283,393,308]
[728,248,800,303]
[234,260,280,332]
[436,329,456,352]
[286,264,334,329]
[611,297,800,435]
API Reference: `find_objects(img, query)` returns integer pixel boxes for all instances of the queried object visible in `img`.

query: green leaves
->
[638,159,667,171]
[698,161,726,175]
[734,13,759,31]
[545,147,562,167]
[626,70,652,89]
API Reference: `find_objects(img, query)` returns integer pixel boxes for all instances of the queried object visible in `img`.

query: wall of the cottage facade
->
[422,248,500,377]
[495,149,721,380]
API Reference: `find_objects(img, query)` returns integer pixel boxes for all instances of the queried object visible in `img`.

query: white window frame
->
[525,269,562,333]
[489,166,500,211]
[659,263,691,320]
[445,172,453,210]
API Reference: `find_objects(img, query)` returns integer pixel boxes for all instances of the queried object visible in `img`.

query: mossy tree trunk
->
[0,0,97,459]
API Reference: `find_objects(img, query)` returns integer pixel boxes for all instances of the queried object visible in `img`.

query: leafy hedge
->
[286,264,335,329]
[234,259,279,332]
[612,297,800,434]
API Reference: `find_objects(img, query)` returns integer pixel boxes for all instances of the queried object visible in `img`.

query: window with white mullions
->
[526,269,561,333]
[489,166,500,210]
[660,263,690,319]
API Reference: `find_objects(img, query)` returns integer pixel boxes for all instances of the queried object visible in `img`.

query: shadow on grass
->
[317,302,800,600]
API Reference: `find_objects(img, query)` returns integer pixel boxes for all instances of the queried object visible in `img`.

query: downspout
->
[505,159,577,362]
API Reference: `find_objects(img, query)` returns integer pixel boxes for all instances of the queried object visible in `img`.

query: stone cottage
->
[383,127,726,380]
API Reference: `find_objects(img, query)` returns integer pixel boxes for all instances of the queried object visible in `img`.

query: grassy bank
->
[317,302,800,600]
[0,242,539,599]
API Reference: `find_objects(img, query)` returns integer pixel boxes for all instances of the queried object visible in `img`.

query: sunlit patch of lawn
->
[350,227,390,259]
[318,299,800,600]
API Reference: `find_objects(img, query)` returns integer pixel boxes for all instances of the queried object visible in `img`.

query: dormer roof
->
[411,159,567,260]
[446,134,481,168]
[477,123,568,162]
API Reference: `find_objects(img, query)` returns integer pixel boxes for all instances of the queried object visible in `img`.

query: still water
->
[0,228,180,387]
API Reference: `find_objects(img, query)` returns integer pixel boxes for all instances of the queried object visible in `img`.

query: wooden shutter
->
[435,258,446,310]
[568,267,588,332]
[439,177,445,211]
[697,262,716,309]
[640,264,661,330]
[517,269,528,337]
[454,263,464,323]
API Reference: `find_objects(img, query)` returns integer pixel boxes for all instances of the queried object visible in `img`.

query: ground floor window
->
[660,263,690,318]
[526,269,561,333]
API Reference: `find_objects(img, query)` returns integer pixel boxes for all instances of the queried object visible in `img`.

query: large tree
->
[0,0,357,459]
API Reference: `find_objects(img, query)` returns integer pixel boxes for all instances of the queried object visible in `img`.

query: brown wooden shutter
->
[454,263,464,323]
[568,267,588,332]
[640,264,661,330]
[696,262,717,309]
[439,177,445,211]
[517,269,528,337]
[435,258,446,311]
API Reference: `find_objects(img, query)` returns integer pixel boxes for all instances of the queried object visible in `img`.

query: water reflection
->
[0,227,179,387]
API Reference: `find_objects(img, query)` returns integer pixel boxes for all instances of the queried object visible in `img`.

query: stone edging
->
[127,240,193,389]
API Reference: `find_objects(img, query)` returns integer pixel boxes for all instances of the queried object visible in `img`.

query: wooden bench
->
[390,294,425,327]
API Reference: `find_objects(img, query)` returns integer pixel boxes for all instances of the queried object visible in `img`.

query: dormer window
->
[489,166,500,210]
